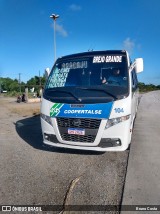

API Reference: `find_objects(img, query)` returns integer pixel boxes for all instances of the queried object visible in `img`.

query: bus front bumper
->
[43,133,124,151]
[41,118,131,152]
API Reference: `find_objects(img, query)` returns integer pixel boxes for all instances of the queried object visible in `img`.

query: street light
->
[50,14,59,62]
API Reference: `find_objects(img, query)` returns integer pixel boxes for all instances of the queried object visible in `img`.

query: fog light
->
[116,140,121,145]
[44,134,49,139]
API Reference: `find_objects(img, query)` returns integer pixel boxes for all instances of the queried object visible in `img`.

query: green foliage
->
[41,76,46,85]
[0,77,13,91]
[4,91,20,97]
[0,75,46,95]
[138,82,160,92]
[27,75,46,87]
[8,81,19,91]
[26,75,46,92]
[27,76,39,86]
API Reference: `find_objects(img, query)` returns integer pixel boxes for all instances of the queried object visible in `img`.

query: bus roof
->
[58,50,128,61]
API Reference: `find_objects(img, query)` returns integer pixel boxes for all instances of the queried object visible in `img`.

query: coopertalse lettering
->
[64,109,102,114]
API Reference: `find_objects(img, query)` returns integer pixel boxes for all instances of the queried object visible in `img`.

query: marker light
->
[105,115,130,129]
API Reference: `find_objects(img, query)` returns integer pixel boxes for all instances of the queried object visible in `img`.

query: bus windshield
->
[45,54,129,104]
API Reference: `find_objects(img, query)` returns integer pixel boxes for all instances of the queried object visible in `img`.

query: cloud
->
[123,37,135,55]
[69,4,82,11]
[53,23,68,37]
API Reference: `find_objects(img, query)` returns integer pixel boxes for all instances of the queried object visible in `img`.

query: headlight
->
[105,115,130,129]
[41,113,53,126]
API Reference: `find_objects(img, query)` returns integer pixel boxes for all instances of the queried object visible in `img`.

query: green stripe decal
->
[50,103,64,117]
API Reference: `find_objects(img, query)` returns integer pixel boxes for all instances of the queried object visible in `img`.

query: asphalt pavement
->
[121,91,160,214]
[0,96,128,214]
[1,91,160,214]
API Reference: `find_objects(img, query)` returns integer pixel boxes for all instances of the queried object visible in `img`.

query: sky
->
[0,0,160,85]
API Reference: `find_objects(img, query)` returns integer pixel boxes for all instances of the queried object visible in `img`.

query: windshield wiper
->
[46,89,81,102]
[76,87,117,100]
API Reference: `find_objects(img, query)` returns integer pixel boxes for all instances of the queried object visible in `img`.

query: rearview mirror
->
[135,58,143,73]
[45,68,50,79]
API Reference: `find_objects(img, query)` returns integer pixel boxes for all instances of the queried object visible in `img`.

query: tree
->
[41,75,46,85]
[0,78,16,91]
[8,81,19,92]
[138,82,160,92]
[26,75,46,92]
[27,75,46,86]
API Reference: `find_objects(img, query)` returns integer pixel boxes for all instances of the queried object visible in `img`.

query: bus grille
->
[56,117,101,143]
[56,118,101,129]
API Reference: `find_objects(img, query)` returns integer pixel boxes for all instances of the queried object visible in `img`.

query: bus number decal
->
[114,108,124,113]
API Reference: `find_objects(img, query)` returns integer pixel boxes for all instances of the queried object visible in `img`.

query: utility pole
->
[0,80,1,94]
[18,73,21,93]
[50,14,60,62]
[0,71,2,94]
[39,70,41,86]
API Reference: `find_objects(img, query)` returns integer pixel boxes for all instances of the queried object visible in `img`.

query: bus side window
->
[132,69,138,90]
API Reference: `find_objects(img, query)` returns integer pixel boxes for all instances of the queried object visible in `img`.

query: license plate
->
[68,128,85,135]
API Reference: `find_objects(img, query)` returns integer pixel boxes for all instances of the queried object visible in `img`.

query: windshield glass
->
[45,53,129,104]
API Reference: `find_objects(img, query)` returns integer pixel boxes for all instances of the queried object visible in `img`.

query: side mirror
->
[45,68,50,79]
[135,58,143,73]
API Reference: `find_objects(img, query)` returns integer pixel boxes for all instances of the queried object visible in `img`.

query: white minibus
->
[41,50,143,151]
